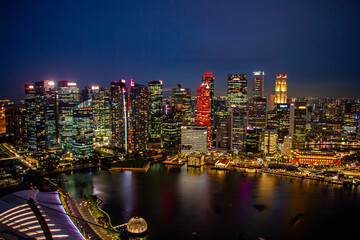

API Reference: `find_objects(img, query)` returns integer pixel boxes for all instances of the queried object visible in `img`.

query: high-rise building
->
[110,80,128,151]
[268,94,276,111]
[25,84,37,153]
[245,127,262,154]
[82,86,112,147]
[275,74,287,104]
[196,80,211,147]
[227,74,248,110]
[25,81,57,163]
[230,107,247,153]
[253,71,264,98]
[248,97,267,129]
[202,73,215,145]
[73,99,94,158]
[5,104,26,149]
[180,125,208,154]
[58,80,80,152]
[290,102,307,149]
[163,105,182,152]
[148,80,163,148]
[267,104,290,144]
[216,119,231,150]
[263,127,278,155]
[129,80,148,153]
[172,84,192,124]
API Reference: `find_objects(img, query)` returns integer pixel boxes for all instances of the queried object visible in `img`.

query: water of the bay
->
[58,163,360,240]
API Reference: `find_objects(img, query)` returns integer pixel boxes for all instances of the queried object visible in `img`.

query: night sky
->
[1,0,359,100]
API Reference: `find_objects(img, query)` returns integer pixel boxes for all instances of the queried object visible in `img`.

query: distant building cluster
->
[2,71,359,168]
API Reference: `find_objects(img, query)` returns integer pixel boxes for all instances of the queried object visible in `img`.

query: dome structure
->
[126,216,148,236]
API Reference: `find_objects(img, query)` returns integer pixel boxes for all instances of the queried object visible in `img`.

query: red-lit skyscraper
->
[196,80,211,147]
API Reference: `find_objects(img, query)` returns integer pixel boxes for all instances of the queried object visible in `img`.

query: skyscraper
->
[230,107,247,153]
[110,80,128,151]
[148,80,163,148]
[196,80,211,147]
[82,86,112,147]
[25,80,57,166]
[290,102,307,149]
[202,73,215,145]
[58,80,79,152]
[248,97,267,129]
[163,105,182,152]
[275,74,287,104]
[172,84,191,124]
[253,71,264,98]
[227,74,248,110]
[129,80,148,153]
[73,99,94,158]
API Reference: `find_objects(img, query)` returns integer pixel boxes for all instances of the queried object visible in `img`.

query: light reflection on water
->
[58,163,360,240]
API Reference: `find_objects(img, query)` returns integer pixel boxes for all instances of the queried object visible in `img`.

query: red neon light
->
[203,72,213,77]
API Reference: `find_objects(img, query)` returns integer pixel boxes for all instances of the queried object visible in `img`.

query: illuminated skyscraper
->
[196,80,211,147]
[129,80,148,153]
[25,80,57,166]
[202,73,215,145]
[73,99,94,158]
[110,80,128,151]
[25,84,36,153]
[163,105,182,152]
[253,71,264,98]
[227,74,248,110]
[82,86,112,147]
[148,80,163,148]
[275,74,287,104]
[290,102,307,149]
[58,80,79,152]
[172,84,191,124]
[248,97,267,129]
[230,107,247,153]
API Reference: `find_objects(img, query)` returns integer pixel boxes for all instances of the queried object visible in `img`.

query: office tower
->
[282,136,293,156]
[202,73,215,145]
[25,84,37,153]
[25,81,57,162]
[230,107,247,153]
[5,104,26,149]
[275,74,287,104]
[163,105,182,152]
[172,84,191,124]
[180,125,208,154]
[244,127,262,154]
[290,102,307,149]
[110,80,128,151]
[248,97,267,129]
[253,71,264,98]
[148,80,163,148]
[0,106,5,134]
[58,80,80,152]
[268,94,276,111]
[263,127,278,155]
[227,74,248,110]
[217,119,231,149]
[267,104,290,144]
[196,80,211,147]
[73,99,94,158]
[213,96,228,133]
[82,86,112,147]
[129,80,148,153]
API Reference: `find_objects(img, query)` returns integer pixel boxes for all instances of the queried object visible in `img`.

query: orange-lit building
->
[290,149,341,165]
[275,74,287,104]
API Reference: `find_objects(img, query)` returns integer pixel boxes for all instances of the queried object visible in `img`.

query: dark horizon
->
[1,0,360,101]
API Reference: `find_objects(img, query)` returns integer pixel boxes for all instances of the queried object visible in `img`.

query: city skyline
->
[1,1,360,100]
